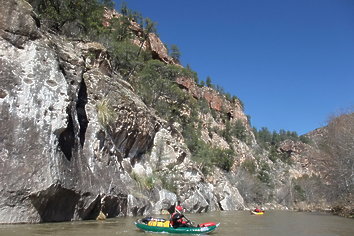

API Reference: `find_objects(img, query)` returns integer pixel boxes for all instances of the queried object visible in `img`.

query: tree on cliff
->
[135,60,187,114]
[170,44,181,63]
[206,76,212,87]
[29,0,114,36]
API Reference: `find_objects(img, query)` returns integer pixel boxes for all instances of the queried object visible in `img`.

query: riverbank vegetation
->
[318,112,354,217]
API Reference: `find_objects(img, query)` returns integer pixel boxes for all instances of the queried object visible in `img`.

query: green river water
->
[0,211,353,236]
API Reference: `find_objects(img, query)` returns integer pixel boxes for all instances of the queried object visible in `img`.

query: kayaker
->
[254,207,264,213]
[170,205,190,228]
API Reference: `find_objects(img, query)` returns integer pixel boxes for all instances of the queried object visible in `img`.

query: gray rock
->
[0,0,41,48]
[152,189,177,214]
[0,0,159,223]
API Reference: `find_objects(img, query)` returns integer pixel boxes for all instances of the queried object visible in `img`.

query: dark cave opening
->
[77,79,88,147]
[30,184,80,222]
[58,114,75,161]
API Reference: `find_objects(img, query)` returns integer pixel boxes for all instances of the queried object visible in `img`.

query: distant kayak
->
[251,211,264,215]
[134,217,220,234]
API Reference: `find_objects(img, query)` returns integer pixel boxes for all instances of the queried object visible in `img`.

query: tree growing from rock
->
[206,76,212,87]
[170,44,181,63]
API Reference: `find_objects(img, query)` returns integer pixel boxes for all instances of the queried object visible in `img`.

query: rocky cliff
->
[1,0,351,224]
[0,0,244,223]
[1,0,157,223]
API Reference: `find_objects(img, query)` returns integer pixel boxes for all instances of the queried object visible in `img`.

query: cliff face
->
[0,0,160,223]
[0,0,242,223]
[1,0,345,224]
[103,8,176,65]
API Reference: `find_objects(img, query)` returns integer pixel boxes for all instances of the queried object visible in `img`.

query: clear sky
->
[113,0,354,135]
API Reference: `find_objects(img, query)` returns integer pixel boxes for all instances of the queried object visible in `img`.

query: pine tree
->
[170,44,181,63]
[206,76,212,87]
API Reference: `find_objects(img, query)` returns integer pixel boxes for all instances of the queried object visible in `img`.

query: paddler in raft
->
[252,206,265,214]
[170,202,192,228]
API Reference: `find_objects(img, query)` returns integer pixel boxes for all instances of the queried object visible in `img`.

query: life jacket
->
[170,212,184,226]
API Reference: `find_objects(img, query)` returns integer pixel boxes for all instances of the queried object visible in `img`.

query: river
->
[0,211,353,236]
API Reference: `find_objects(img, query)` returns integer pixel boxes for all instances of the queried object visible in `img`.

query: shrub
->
[131,172,155,191]
[109,40,150,78]
[213,149,234,172]
[96,99,115,127]
[222,120,233,144]
[144,175,155,190]
[257,162,271,185]
[182,121,235,174]
[241,159,256,174]
[134,60,190,122]
[231,120,248,142]
[30,0,111,37]
[160,174,177,194]
[294,184,306,201]
[299,135,311,144]
[279,151,293,165]
[198,99,211,114]
[268,146,278,163]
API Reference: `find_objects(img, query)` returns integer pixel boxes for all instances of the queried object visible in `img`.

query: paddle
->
[176,208,194,226]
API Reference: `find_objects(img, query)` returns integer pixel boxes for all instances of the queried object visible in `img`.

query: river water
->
[0,211,353,236]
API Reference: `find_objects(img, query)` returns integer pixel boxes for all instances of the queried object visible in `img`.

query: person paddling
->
[254,207,264,213]
[170,203,191,228]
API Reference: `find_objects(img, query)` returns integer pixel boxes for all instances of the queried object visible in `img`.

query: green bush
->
[144,175,155,190]
[182,121,235,174]
[109,40,149,78]
[30,0,111,36]
[160,174,177,194]
[299,135,311,144]
[279,151,293,165]
[241,159,256,174]
[131,172,155,191]
[96,99,116,127]
[105,16,133,42]
[268,146,278,163]
[258,162,271,185]
[222,121,233,144]
[294,184,306,201]
[213,149,234,172]
[231,120,248,142]
[134,60,189,120]
[198,99,211,114]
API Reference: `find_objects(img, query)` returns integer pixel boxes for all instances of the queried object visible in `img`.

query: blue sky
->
[114,0,354,135]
